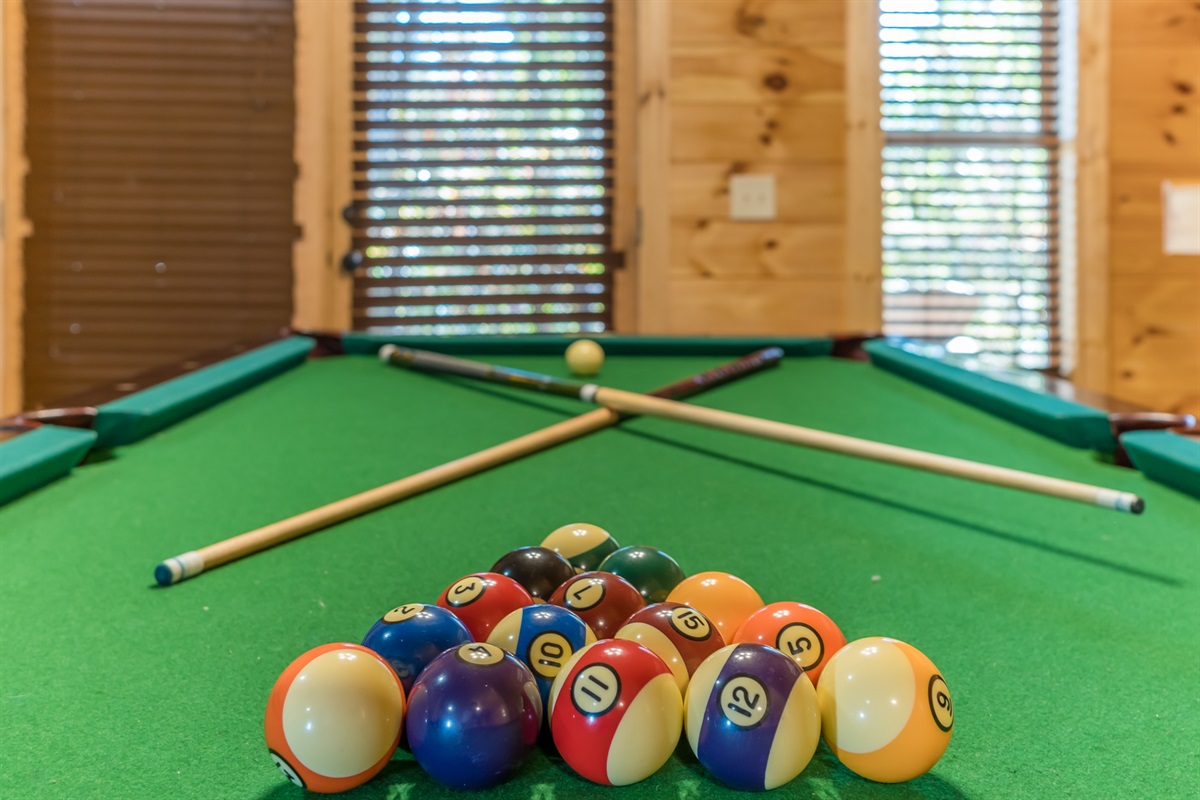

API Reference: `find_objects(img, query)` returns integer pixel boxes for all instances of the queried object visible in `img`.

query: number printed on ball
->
[564,578,605,610]
[670,607,714,641]
[929,675,954,731]
[571,664,621,715]
[382,603,425,623]
[445,578,486,606]
[528,632,573,680]
[777,622,823,670]
[720,675,768,727]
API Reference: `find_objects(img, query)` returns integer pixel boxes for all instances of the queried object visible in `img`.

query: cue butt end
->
[378,344,397,363]
[155,551,205,586]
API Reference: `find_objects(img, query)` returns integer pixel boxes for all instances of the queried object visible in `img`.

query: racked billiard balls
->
[685,643,821,791]
[487,604,597,708]
[816,637,953,783]
[541,522,620,572]
[615,602,725,694]
[666,570,763,638]
[733,601,847,687]
[548,639,682,786]
[406,643,543,790]
[491,546,577,601]
[597,545,685,603]
[360,602,473,693]
[436,572,533,640]
[548,570,645,639]
[264,643,405,794]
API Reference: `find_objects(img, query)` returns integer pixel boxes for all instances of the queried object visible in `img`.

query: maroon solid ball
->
[548,571,645,639]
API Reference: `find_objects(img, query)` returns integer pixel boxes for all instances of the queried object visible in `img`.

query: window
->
[349,0,615,336]
[879,0,1065,371]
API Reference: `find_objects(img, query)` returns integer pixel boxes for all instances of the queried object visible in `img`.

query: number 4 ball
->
[816,637,954,783]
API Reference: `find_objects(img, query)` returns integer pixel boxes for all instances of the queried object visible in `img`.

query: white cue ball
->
[565,339,605,376]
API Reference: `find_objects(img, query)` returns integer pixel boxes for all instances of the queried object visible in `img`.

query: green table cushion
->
[864,340,1116,451]
[342,333,834,358]
[93,337,314,449]
[0,426,98,507]
[1122,430,1200,500]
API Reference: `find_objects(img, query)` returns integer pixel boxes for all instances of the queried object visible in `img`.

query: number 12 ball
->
[685,643,820,791]
[816,637,954,783]
[264,643,406,794]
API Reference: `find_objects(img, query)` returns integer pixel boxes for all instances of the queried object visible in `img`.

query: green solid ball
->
[597,546,685,604]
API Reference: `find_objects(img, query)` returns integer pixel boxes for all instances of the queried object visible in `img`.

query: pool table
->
[1,335,1197,800]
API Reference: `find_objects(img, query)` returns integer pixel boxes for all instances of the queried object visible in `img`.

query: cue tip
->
[1131,497,1145,515]
[154,551,205,586]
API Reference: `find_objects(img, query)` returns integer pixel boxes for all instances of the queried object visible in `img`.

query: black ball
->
[490,546,576,601]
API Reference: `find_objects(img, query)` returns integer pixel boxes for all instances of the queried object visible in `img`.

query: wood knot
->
[1164,131,1177,145]
[764,240,778,250]
[763,73,789,92]
[759,133,773,146]
[696,219,710,230]
[736,12,767,36]
[1173,81,1194,95]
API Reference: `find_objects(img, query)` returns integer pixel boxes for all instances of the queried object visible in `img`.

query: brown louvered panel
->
[22,0,296,407]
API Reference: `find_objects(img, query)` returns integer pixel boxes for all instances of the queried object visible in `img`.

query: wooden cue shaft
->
[154,347,783,585]
[587,386,1146,514]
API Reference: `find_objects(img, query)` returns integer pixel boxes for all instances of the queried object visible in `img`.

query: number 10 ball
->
[816,637,953,783]
[685,643,820,791]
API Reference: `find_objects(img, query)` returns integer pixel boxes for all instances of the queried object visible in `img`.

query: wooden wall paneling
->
[610,0,638,332]
[1074,0,1111,395]
[292,0,352,333]
[635,0,672,333]
[1106,0,1200,414]
[666,0,847,334]
[843,0,883,334]
[1,0,26,415]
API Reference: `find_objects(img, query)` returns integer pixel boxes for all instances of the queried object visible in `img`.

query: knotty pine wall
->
[1106,0,1200,414]
[659,0,848,335]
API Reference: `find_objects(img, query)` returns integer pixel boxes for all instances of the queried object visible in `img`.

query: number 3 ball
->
[406,643,543,790]
[488,604,597,708]
[548,639,683,786]
[361,603,473,693]
[436,572,533,641]
[816,637,954,783]
[615,602,726,694]
[264,643,406,794]
[685,643,821,791]
[733,601,847,688]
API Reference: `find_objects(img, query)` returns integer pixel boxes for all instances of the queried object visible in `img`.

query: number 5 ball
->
[549,640,683,786]
[264,643,406,794]
[733,601,847,687]
[685,644,820,791]
[816,637,954,783]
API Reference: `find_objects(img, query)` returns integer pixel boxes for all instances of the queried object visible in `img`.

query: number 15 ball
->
[816,637,954,783]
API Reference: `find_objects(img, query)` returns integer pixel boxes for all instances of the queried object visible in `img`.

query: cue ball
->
[264,643,406,794]
[615,602,726,694]
[436,572,533,641]
[565,339,605,376]
[487,604,597,708]
[548,639,683,786]
[360,602,473,693]
[541,522,620,572]
[406,643,543,790]
[548,570,646,639]
[733,601,847,687]
[816,637,954,783]
[666,571,764,639]
[685,643,821,791]
[491,546,577,601]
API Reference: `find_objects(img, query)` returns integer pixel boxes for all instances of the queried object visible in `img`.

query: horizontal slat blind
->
[880,0,1060,370]
[349,0,614,335]
[22,0,295,407]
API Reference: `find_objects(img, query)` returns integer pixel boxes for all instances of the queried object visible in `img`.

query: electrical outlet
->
[729,174,776,221]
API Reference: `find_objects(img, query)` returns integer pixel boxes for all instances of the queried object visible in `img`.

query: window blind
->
[879,0,1061,371]
[22,0,295,407]
[349,0,614,336]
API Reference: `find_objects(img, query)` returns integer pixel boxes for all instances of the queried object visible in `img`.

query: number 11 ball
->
[264,643,406,794]
[685,644,820,791]
[816,637,954,783]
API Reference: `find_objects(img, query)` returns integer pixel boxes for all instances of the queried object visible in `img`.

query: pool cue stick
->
[380,345,1147,515]
[154,347,784,585]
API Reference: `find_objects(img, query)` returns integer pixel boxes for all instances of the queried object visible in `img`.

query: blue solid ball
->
[361,603,472,693]
[406,643,543,790]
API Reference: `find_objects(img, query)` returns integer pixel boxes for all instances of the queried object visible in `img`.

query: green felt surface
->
[864,340,1117,452]
[0,426,98,507]
[1,350,1197,800]
[1122,429,1200,500]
